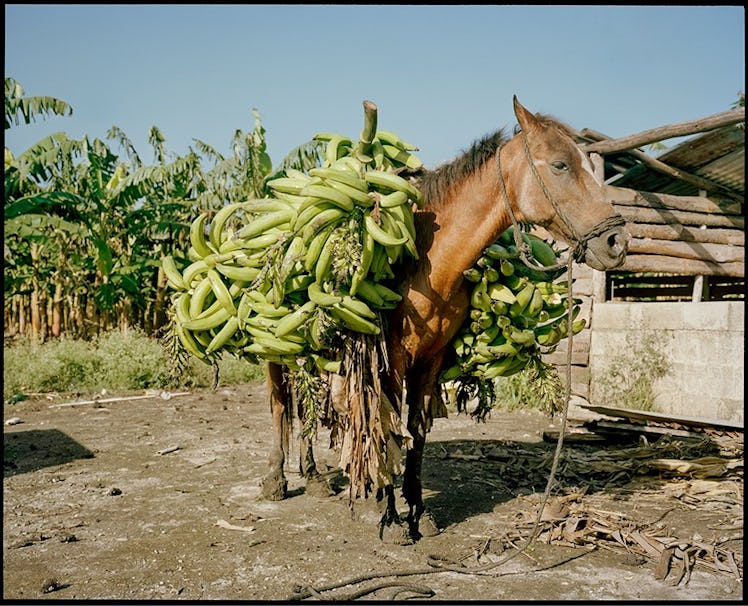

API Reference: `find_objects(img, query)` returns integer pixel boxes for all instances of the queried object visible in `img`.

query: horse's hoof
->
[418,511,440,537]
[379,522,414,546]
[305,474,335,498]
[260,474,287,501]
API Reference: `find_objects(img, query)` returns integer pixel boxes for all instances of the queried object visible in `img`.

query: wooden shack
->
[541,103,744,423]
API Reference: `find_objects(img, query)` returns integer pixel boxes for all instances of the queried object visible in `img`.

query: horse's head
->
[500,96,629,271]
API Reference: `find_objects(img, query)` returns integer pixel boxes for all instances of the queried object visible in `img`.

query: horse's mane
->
[416,112,576,210]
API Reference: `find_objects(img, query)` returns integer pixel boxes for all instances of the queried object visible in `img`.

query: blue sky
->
[5,4,745,170]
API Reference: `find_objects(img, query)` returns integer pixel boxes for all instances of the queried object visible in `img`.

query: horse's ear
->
[513,95,541,132]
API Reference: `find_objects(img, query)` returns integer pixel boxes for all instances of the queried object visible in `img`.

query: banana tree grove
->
[4,77,323,342]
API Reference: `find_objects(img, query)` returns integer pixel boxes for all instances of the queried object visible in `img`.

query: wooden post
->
[591,152,608,302]
[692,189,709,302]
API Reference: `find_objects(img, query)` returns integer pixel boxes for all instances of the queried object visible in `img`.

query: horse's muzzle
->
[583,225,629,271]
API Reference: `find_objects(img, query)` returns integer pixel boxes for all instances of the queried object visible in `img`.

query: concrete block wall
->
[588,301,744,423]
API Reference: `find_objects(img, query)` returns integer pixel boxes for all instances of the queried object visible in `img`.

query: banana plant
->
[4,77,72,130]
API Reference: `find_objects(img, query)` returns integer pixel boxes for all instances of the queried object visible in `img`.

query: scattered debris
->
[157,446,180,456]
[40,578,62,594]
[493,494,744,585]
[5,417,23,426]
[48,391,191,408]
[215,519,256,533]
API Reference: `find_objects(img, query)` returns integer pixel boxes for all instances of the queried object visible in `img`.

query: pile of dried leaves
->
[471,432,744,586]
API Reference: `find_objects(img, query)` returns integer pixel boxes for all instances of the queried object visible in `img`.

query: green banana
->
[194,280,247,320]
[308,281,343,306]
[352,278,385,307]
[525,287,545,317]
[205,316,240,355]
[174,292,192,324]
[182,259,210,288]
[363,170,423,207]
[508,282,536,318]
[381,144,423,170]
[182,306,232,331]
[174,323,208,361]
[189,213,214,258]
[350,227,375,296]
[364,213,408,247]
[440,364,464,382]
[375,129,418,151]
[207,269,236,316]
[324,178,374,207]
[162,255,188,291]
[300,183,355,212]
[503,326,536,347]
[308,166,368,192]
[235,208,296,241]
[376,190,410,209]
[483,243,518,260]
[470,284,492,312]
[253,334,306,355]
[311,353,341,374]
[385,204,418,260]
[304,224,335,272]
[307,312,325,351]
[266,177,309,195]
[188,277,214,319]
[285,273,314,293]
[293,200,339,233]
[209,202,247,251]
[274,300,317,338]
[324,134,354,165]
[481,355,527,379]
[527,234,559,267]
[244,198,296,214]
[487,282,517,305]
[228,230,284,252]
[329,303,381,335]
[214,263,261,282]
[371,281,402,303]
[340,295,377,320]
[314,228,338,284]
[463,268,482,283]
[301,207,348,243]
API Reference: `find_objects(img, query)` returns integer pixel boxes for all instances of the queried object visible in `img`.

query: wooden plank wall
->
[539,185,744,399]
[607,186,744,279]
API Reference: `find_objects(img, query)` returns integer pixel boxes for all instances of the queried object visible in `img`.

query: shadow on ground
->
[3,429,94,477]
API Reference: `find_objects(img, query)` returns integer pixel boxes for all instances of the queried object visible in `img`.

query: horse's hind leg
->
[299,432,335,497]
[260,362,291,501]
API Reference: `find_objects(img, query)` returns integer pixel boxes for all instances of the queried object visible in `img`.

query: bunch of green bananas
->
[161,126,425,372]
[440,227,586,382]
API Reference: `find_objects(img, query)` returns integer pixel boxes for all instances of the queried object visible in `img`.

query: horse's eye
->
[551,161,568,172]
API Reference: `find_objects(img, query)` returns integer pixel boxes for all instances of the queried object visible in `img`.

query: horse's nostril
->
[607,232,622,253]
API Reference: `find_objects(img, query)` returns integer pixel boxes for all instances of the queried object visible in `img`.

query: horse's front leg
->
[402,363,443,540]
[260,362,291,500]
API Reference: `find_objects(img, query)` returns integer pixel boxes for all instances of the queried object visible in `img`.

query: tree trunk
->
[51,280,63,338]
[151,266,169,336]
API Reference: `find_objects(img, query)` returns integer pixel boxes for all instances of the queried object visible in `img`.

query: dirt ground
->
[3,381,744,602]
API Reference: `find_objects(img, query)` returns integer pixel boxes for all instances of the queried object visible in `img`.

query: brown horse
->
[260,96,629,543]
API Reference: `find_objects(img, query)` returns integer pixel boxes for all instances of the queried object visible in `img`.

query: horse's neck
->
[420,161,512,293]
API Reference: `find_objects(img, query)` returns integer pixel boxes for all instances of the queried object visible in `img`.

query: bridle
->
[496,130,626,272]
